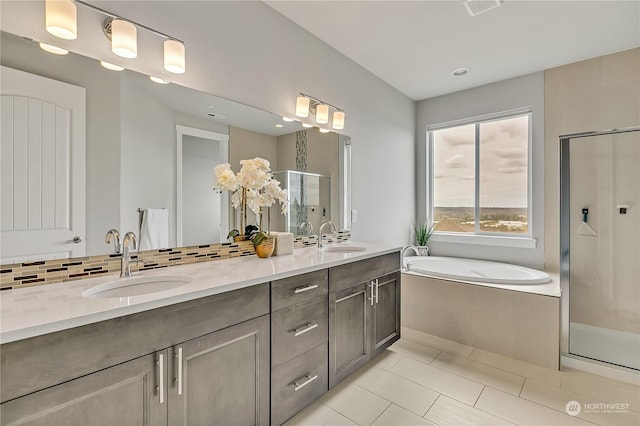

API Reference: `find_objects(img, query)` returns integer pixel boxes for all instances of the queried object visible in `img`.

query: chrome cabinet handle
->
[174,347,183,396]
[369,281,375,306]
[293,322,318,336]
[375,279,379,304]
[293,374,318,392]
[294,284,318,294]
[157,353,164,404]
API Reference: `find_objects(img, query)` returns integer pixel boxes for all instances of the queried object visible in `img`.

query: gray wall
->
[416,72,545,268]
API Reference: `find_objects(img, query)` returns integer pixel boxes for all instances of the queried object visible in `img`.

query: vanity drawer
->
[271,343,328,426]
[272,298,328,367]
[271,270,328,311]
[329,252,400,293]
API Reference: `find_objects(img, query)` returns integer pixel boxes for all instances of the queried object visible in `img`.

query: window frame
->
[426,107,535,247]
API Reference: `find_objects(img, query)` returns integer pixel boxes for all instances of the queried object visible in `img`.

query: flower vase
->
[416,246,429,256]
[255,237,274,258]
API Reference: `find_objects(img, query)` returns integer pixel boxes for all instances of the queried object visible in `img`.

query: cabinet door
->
[328,282,371,388]
[371,272,401,358]
[0,351,167,426]
[168,315,270,426]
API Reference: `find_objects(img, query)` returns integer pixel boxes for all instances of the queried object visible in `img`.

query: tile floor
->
[284,328,640,426]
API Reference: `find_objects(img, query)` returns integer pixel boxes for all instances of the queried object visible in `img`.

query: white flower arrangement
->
[213,158,288,239]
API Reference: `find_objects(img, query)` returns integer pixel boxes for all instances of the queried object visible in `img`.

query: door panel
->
[372,273,401,357]
[169,315,270,426]
[329,282,370,388]
[0,352,167,426]
[0,66,85,263]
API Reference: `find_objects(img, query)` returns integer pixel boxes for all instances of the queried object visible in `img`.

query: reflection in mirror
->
[0,31,350,264]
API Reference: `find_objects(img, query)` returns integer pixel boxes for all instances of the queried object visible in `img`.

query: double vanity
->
[0,243,401,425]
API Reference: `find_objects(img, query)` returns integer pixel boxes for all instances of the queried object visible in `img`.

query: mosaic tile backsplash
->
[0,231,351,290]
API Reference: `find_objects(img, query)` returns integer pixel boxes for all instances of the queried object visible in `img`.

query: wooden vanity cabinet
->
[0,284,271,426]
[328,252,401,388]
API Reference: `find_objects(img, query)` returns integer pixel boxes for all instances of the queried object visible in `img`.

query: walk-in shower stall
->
[560,127,640,372]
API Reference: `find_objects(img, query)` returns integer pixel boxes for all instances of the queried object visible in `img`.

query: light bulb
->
[315,104,329,124]
[164,39,185,74]
[45,0,77,40]
[332,111,345,130]
[302,123,313,128]
[296,96,310,117]
[39,42,68,55]
[111,19,137,59]
[319,128,331,133]
[100,61,124,71]
[149,76,170,84]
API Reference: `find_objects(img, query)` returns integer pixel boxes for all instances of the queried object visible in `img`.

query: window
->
[428,109,531,237]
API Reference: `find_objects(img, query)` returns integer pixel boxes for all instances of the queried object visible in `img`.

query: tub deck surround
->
[0,241,398,344]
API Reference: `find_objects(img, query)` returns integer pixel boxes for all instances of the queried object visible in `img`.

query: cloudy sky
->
[433,115,528,208]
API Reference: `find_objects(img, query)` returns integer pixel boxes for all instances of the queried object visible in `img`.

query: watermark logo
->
[565,400,581,416]
[565,400,630,416]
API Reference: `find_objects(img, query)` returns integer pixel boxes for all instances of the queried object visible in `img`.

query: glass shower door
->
[566,129,640,370]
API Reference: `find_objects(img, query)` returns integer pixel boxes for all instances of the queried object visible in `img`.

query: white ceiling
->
[265,0,640,101]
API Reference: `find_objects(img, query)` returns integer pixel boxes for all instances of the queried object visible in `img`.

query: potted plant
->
[214,157,288,257]
[414,220,434,256]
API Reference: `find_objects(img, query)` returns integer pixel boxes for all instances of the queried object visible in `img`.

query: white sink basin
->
[83,275,193,298]
[323,245,367,253]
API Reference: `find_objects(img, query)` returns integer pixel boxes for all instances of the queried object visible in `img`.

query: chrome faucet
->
[105,229,121,254]
[401,245,419,270]
[299,221,314,236]
[120,232,139,278]
[318,221,337,249]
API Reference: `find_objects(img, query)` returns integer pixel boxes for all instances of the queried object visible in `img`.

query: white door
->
[1,66,86,263]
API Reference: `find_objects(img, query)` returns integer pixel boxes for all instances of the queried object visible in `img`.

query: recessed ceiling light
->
[149,76,169,84]
[319,128,330,133]
[451,67,470,77]
[275,124,284,128]
[39,42,68,55]
[100,60,124,71]
[302,123,313,128]
[463,0,503,17]
[282,116,294,122]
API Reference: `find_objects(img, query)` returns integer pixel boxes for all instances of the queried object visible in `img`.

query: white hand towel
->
[139,209,169,251]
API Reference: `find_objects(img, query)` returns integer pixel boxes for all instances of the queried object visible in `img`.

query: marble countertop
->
[0,242,401,344]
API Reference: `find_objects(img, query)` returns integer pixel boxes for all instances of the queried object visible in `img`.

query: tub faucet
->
[318,221,337,249]
[120,232,139,278]
[105,229,121,254]
[401,245,419,270]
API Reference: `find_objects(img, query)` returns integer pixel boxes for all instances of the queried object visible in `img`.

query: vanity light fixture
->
[295,93,346,129]
[318,128,331,134]
[149,76,170,84]
[45,0,77,40]
[302,123,314,128]
[100,60,124,71]
[39,42,69,55]
[65,1,187,72]
[282,116,295,122]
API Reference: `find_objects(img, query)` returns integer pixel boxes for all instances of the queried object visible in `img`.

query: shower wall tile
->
[544,47,640,273]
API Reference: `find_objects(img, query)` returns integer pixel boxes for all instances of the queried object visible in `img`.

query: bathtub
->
[404,256,551,285]
[402,255,560,369]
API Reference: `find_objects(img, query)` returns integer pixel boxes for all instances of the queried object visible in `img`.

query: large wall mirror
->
[0,31,351,264]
